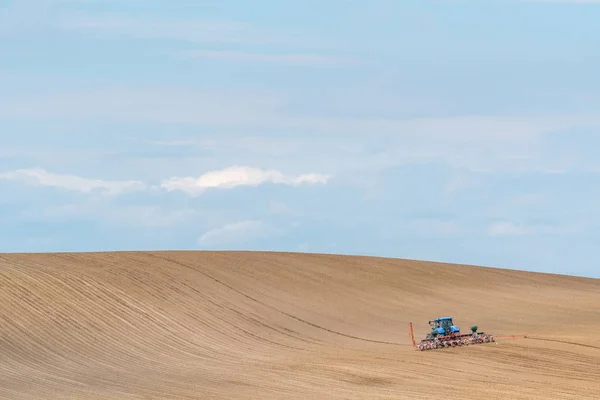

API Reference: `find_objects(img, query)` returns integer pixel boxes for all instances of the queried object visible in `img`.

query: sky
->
[1,0,600,278]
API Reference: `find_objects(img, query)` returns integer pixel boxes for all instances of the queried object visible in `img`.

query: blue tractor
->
[426,316,460,339]
[414,316,495,351]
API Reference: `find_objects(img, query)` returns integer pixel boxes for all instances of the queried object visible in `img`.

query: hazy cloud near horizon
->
[1,0,600,278]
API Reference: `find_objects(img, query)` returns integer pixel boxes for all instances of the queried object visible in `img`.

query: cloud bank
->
[0,168,145,195]
[0,166,331,197]
[160,166,331,195]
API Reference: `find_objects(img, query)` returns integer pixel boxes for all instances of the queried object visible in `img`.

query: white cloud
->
[160,166,330,195]
[0,168,145,195]
[0,165,330,197]
[197,220,266,247]
[197,219,300,248]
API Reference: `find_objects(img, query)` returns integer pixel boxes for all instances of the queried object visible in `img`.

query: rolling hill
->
[0,251,598,399]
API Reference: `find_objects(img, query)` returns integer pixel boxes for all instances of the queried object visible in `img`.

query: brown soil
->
[0,251,598,399]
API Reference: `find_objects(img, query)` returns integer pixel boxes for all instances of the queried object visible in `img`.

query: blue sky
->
[1,0,600,278]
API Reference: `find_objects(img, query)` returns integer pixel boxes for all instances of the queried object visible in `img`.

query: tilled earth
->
[0,251,598,399]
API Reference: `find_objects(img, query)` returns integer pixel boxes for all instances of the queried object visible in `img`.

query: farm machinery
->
[409,317,495,351]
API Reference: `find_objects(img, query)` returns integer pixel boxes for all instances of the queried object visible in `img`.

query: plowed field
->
[0,251,598,399]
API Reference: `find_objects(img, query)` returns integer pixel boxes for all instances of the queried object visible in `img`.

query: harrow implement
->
[409,317,496,351]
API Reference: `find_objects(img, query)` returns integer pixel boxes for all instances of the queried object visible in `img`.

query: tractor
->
[410,316,495,351]
[426,316,460,339]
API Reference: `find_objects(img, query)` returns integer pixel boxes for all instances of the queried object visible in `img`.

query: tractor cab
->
[428,316,460,337]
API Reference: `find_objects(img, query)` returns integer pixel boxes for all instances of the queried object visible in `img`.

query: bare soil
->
[0,251,598,399]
